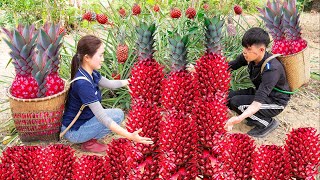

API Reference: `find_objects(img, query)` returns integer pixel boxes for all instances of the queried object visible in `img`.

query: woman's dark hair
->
[242,27,270,48]
[71,35,102,79]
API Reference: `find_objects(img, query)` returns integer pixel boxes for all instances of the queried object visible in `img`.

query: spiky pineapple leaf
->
[3,39,20,55]
[39,29,51,50]
[20,45,32,60]
[13,30,25,51]
[22,26,30,43]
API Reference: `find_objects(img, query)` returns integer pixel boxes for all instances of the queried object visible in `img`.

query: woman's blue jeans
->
[61,108,124,144]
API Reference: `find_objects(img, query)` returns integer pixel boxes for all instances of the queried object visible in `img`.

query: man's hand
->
[224,116,242,131]
[186,64,196,73]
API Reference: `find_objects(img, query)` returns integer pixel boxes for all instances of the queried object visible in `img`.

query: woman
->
[61,35,153,152]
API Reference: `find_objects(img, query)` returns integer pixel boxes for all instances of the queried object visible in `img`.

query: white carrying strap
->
[59,76,91,139]
[260,54,282,74]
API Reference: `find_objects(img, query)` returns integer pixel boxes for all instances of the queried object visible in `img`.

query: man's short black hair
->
[242,27,270,48]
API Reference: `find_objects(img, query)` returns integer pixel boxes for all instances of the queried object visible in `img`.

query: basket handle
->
[260,54,282,74]
[59,104,86,139]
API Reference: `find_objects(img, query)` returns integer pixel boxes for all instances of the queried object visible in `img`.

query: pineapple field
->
[0,0,319,179]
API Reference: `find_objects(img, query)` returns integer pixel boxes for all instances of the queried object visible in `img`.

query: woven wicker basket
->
[277,46,310,91]
[7,80,70,142]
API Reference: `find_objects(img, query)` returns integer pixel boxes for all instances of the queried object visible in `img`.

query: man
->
[225,27,291,138]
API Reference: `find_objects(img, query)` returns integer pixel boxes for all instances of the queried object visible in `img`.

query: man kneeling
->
[225,27,291,138]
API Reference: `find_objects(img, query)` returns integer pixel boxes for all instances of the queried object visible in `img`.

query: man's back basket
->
[278,46,310,91]
[7,80,70,142]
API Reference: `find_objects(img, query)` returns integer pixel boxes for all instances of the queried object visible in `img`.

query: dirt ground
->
[0,12,319,153]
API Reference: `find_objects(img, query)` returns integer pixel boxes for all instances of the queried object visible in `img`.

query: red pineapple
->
[233,5,242,15]
[283,0,307,54]
[285,127,320,179]
[153,4,160,12]
[72,155,107,179]
[129,23,164,106]
[159,113,199,179]
[218,133,255,179]
[0,146,42,179]
[3,25,39,99]
[203,3,209,11]
[127,102,162,155]
[132,3,141,15]
[105,138,134,179]
[193,98,227,149]
[252,145,291,180]
[185,7,196,19]
[127,155,160,179]
[119,7,126,18]
[170,7,181,19]
[82,11,96,21]
[96,14,108,24]
[38,23,65,96]
[37,144,75,179]
[195,16,230,100]
[258,0,291,55]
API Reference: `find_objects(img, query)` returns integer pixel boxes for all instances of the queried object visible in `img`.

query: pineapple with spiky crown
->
[282,0,307,54]
[37,23,65,96]
[3,25,39,99]
[194,16,231,101]
[128,22,164,106]
[257,0,291,55]
[162,35,199,113]
[116,26,128,64]
[159,34,199,179]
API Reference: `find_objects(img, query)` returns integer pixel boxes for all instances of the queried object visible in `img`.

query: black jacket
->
[229,52,290,106]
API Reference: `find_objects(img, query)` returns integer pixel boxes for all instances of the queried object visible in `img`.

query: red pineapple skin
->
[218,133,255,180]
[45,72,64,96]
[162,70,198,114]
[290,38,307,54]
[106,138,134,179]
[127,155,160,180]
[127,102,162,155]
[285,127,320,179]
[11,74,39,99]
[72,155,107,179]
[185,7,196,19]
[272,39,291,55]
[170,7,182,19]
[252,145,291,180]
[129,60,164,106]
[193,97,227,149]
[195,53,230,100]
[159,113,199,179]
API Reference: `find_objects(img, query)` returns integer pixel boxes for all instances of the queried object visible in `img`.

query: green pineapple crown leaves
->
[135,22,156,61]
[37,22,64,73]
[117,25,126,45]
[32,51,52,98]
[204,15,224,54]
[169,34,189,72]
[282,0,301,40]
[257,0,286,40]
[2,25,38,75]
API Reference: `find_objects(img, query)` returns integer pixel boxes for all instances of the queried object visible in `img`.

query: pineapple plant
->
[37,23,65,96]
[252,145,291,180]
[257,0,291,55]
[282,0,307,54]
[285,127,320,179]
[128,22,164,106]
[195,16,231,100]
[116,26,129,64]
[2,25,39,99]
[170,7,182,19]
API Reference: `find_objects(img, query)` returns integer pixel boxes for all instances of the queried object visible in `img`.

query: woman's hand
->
[224,116,242,131]
[130,128,154,144]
